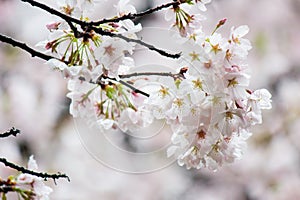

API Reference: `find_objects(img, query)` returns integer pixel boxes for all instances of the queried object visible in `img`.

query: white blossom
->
[16,156,53,200]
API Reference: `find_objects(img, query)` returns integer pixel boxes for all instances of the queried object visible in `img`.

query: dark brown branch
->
[0,127,20,138]
[89,1,180,25]
[119,67,187,79]
[0,158,70,182]
[115,34,181,59]
[0,34,56,61]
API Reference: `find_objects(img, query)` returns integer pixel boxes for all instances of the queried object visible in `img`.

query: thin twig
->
[94,28,181,59]
[0,127,20,138]
[0,34,56,61]
[119,71,182,79]
[94,75,150,97]
[0,158,70,182]
[119,67,187,79]
[89,1,180,25]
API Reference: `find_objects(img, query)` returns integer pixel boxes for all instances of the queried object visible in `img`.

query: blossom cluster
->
[40,0,271,170]
[160,25,272,170]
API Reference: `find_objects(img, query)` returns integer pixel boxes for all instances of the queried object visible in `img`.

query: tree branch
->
[0,127,20,138]
[94,75,150,97]
[0,158,70,182]
[19,0,181,59]
[0,34,57,61]
[118,79,150,97]
[89,1,180,25]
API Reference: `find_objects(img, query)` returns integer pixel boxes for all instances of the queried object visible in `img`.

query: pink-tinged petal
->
[33,180,53,200]
[46,22,60,31]
[17,173,34,184]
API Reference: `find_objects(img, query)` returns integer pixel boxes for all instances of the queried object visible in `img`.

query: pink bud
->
[45,40,57,50]
[46,22,61,31]
[45,42,53,50]
[219,18,227,26]
[216,18,227,29]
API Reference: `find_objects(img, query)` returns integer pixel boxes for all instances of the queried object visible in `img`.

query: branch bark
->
[0,158,70,182]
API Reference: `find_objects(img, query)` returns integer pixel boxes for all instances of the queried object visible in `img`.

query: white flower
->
[95,37,133,77]
[33,180,53,200]
[97,118,115,130]
[178,146,204,169]
[118,107,153,132]
[251,89,272,109]
[66,79,96,119]
[46,58,66,70]
[117,19,142,38]
[229,25,252,56]
[204,33,228,54]
[224,72,250,99]
[46,59,83,79]
[116,0,136,16]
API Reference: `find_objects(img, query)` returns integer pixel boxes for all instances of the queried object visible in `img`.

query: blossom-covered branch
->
[0,158,70,182]
[89,1,181,25]
[20,0,181,58]
[0,126,69,199]
[0,127,20,138]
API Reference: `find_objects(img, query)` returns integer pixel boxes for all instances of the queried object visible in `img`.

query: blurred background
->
[1,0,300,199]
